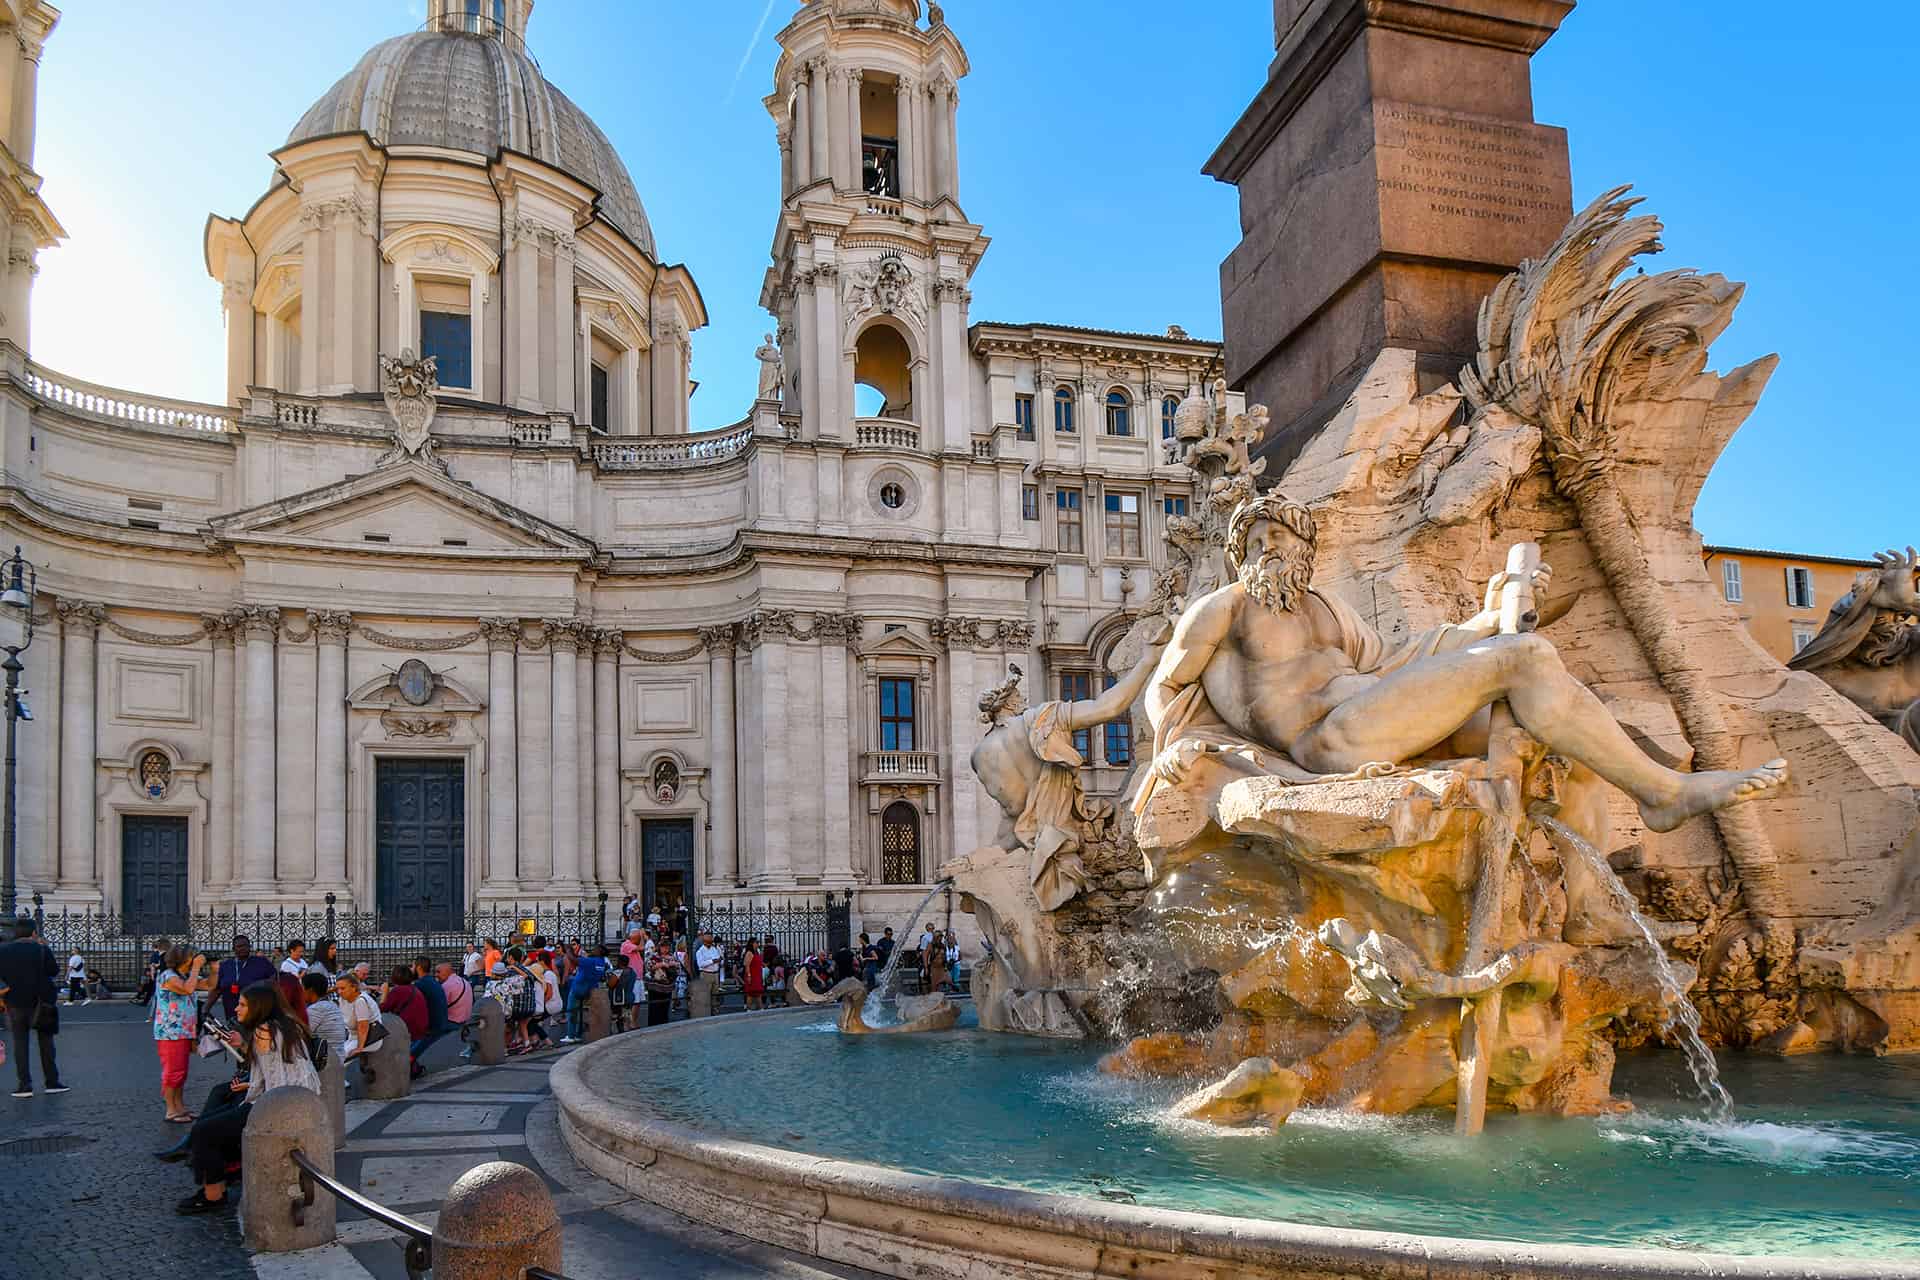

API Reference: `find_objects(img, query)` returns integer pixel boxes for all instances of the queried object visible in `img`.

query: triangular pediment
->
[858,627,941,661]
[206,460,596,558]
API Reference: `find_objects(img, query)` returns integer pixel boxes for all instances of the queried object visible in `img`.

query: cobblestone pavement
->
[0,1000,254,1280]
[2,1001,878,1279]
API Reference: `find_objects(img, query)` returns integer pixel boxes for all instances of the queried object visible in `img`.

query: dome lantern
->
[426,0,532,46]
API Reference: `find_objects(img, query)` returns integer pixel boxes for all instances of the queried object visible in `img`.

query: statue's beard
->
[1241,547,1314,614]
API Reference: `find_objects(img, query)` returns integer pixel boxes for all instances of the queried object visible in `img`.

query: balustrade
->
[510,419,553,445]
[854,417,920,450]
[862,749,940,782]
[22,361,235,433]
[592,423,752,470]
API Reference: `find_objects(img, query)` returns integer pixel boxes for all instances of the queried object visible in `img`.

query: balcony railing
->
[862,750,940,783]
[854,417,920,450]
[592,423,752,470]
[509,419,552,446]
[22,361,235,433]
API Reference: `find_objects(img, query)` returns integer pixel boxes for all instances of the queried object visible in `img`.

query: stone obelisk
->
[1204,0,1575,470]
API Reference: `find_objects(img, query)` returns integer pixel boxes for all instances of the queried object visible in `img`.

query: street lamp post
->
[0,546,39,921]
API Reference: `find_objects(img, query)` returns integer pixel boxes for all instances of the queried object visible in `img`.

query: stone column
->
[649,318,680,437]
[547,622,582,893]
[2,238,33,362]
[943,80,960,204]
[575,626,594,887]
[297,208,321,396]
[236,606,281,894]
[913,82,932,205]
[592,630,620,886]
[744,613,793,889]
[328,203,362,394]
[894,76,917,202]
[220,272,255,409]
[203,612,238,898]
[277,615,318,887]
[928,79,952,199]
[313,611,351,897]
[811,262,840,437]
[551,234,578,415]
[16,608,56,896]
[11,24,44,170]
[794,266,818,429]
[777,123,793,198]
[807,59,830,191]
[825,66,849,189]
[480,619,520,891]
[54,601,102,893]
[936,278,968,452]
[517,627,554,887]
[793,75,812,187]
[846,68,864,192]
[943,628,978,862]
[700,625,737,890]
[818,615,858,886]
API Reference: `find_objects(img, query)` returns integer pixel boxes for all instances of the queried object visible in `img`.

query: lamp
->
[1,546,36,918]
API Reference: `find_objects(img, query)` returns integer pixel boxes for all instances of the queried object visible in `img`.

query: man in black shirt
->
[0,917,65,1097]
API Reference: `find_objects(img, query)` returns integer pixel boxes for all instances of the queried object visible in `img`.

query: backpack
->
[507,967,537,1019]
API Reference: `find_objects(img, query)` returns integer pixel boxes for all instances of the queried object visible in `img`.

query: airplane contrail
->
[725,0,781,104]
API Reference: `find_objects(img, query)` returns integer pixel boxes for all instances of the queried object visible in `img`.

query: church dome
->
[286,29,655,257]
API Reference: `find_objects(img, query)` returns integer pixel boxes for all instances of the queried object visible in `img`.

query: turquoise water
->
[585,1008,1920,1260]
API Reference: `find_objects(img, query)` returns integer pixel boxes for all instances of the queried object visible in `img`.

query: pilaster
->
[233,605,281,896]
[479,617,520,891]
[700,624,738,889]
[592,629,621,886]
[546,620,583,892]
[312,609,352,898]
[54,600,102,897]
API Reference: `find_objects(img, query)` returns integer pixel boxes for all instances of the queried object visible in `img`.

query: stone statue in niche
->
[968,641,1167,913]
[378,348,444,471]
[1788,547,1920,750]
[755,332,784,403]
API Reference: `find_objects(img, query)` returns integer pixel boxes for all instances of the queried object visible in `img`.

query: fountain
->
[791,880,960,1033]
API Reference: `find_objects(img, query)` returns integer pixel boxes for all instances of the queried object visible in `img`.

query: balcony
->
[21,359,235,434]
[592,422,752,471]
[854,417,920,450]
[862,750,941,785]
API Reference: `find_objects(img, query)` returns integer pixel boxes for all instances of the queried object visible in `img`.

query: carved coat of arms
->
[379,348,444,470]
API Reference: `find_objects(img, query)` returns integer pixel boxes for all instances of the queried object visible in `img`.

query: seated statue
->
[1787,546,1920,751]
[1136,492,1787,845]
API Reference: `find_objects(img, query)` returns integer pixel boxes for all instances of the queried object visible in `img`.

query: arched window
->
[1105,389,1132,437]
[1053,386,1075,434]
[881,802,922,884]
[1161,395,1179,439]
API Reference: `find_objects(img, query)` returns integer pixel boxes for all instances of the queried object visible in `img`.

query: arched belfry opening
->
[853,321,914,420]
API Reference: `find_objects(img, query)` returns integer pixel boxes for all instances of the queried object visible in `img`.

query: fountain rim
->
[550,1008,1920,1280]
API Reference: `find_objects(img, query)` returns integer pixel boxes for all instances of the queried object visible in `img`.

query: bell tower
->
[760,0,988,450]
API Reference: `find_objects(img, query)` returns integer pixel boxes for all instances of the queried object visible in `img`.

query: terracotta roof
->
[1701,544,1878,569]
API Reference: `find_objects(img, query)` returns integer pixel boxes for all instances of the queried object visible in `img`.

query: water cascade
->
[858,878,952,1028]
[1538,813,1735,1118]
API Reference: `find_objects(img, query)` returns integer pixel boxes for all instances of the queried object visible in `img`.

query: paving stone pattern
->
[3,1002,880,1280]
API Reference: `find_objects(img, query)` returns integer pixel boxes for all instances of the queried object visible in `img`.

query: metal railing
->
[291,1148,435,1278]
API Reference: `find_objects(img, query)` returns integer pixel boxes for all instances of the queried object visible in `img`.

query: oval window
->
[879,482,905,509]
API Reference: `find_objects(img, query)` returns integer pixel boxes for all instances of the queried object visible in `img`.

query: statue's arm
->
[1143,590,1234,727]
[1061,641,1165,730]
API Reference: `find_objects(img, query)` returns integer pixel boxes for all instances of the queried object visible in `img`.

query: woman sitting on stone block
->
[177,980,318,1216]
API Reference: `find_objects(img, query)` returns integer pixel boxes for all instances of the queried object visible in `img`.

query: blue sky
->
[30,2,1914,558]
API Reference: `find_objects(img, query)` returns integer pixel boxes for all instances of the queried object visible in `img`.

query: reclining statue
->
[1135,492,1787,861]
[1787,546,1920,751]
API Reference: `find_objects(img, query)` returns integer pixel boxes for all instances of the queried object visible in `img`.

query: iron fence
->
[687,891,849,962]
[28,893,617,991]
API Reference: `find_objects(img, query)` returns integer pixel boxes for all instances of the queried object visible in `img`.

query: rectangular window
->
[590,363,611,431]
[1785,566,1815,609]
[1054,390,1075,434]
[1104,491,1142,558]
[1791,622,1819,654]
[1060,671,1092,760]
[1015,394,1035,439]
[1055,487,1083,554]
[879,677,916,752]
[1021,485,1040,521]
[1164,495,1188,518]
[417,278,472,390]
[1105,395,1132,436]
[1721,559,1742,602]
[1102,673,1131,766]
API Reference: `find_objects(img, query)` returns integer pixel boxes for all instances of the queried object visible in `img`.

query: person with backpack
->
[0,917,65,1098]
[483,960,529,1053]
[607,952,638,1031]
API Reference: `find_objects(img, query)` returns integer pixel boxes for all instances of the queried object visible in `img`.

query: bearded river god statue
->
[1788,547,1920,751]
[1102,491,1790,1128]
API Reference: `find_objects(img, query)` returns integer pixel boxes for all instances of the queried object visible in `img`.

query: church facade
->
[0,0,1238,935]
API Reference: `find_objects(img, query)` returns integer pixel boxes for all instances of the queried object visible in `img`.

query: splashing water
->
[1537,813,1733,1119]
[859,879,951,1028]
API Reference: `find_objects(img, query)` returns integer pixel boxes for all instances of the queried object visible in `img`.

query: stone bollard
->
[320,1047,347,1150]
[432,1160,562,1280]
[582,987,611,1042]
[469,997,507,1065]
[241,1085,336,1253]
[361,1012,413,1100]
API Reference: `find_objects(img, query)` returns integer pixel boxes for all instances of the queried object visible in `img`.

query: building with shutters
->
[0,0,1241,938]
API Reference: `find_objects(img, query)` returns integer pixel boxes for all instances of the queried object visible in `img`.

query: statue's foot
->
[1638,760,1788,833]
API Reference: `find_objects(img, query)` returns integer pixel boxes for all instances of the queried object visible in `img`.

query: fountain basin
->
[553,1009,1920,1280]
